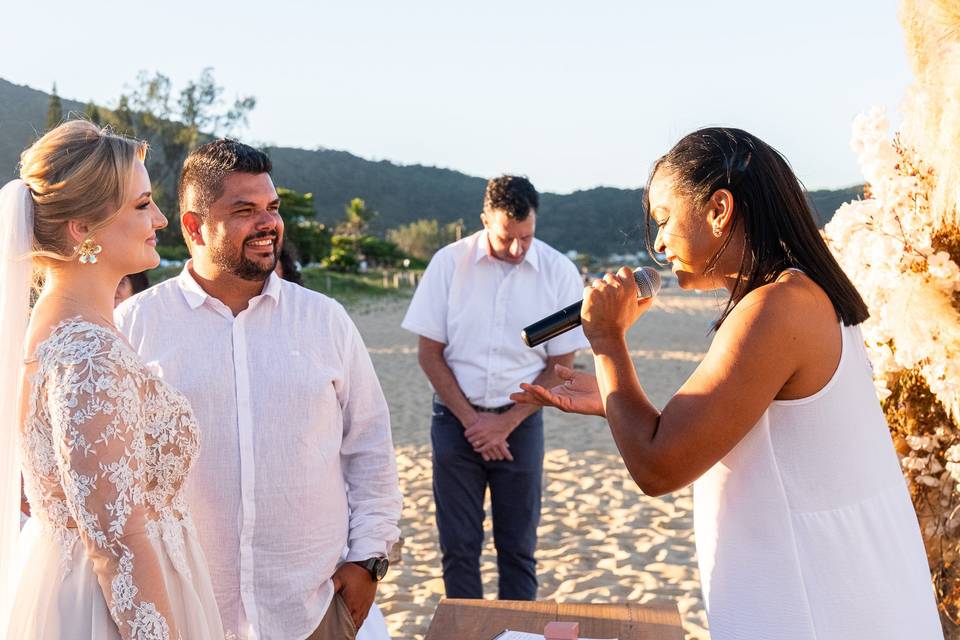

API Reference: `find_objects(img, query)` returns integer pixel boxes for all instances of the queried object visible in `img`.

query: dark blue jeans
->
[431,397,544,600]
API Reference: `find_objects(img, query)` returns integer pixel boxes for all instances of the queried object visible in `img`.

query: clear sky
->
[1,0,910,194]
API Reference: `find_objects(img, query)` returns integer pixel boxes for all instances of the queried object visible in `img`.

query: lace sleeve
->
[45,327,179,640]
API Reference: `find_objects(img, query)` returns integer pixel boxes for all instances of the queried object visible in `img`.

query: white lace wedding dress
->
[8,318,224,639]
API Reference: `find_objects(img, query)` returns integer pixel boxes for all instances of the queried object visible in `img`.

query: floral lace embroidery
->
[19,319,202,640]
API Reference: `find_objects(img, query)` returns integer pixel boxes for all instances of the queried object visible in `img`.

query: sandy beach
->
[353,288,723,639]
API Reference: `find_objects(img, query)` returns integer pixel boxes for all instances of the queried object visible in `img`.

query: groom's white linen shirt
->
[401,229,589,408]
[116,264,402,640]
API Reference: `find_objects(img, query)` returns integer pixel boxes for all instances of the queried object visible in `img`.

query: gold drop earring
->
[76,238,103,264]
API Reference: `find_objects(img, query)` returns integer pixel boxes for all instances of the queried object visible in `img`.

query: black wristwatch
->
[352,556,389,582]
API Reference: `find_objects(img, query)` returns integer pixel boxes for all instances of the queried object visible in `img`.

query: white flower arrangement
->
[827,108,960,424]
[823,0,960,625]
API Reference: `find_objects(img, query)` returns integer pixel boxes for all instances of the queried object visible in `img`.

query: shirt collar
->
[474,230,540,272]
[260,270,283,302]
[177,260,283,310]
[177,261,209,309]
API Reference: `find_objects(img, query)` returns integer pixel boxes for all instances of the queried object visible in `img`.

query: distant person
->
[276,242,304,285]
[116,138,402,640]
[114,270,150,306]
[512,127,942,639]
[402,175,588,600]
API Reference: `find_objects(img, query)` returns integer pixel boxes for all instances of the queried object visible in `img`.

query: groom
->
[116,139,402,640]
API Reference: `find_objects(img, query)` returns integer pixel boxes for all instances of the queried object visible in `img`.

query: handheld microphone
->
[521,266,662,348]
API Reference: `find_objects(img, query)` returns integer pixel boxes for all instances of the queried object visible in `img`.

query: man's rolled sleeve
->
[336,315,402,561]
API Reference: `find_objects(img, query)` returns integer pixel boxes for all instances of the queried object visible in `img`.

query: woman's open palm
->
[511,363,605,416]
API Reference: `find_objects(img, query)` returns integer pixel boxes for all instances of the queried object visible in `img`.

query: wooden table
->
[424,599,685,640]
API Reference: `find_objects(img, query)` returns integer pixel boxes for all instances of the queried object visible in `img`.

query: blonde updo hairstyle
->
[19,120,147,270]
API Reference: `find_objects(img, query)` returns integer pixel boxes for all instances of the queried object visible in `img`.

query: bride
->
[0,120,224,639]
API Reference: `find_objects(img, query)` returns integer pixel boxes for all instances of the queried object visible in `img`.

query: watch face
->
[374,557,389,581]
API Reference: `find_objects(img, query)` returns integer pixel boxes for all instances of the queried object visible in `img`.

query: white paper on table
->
[491,630,617,640]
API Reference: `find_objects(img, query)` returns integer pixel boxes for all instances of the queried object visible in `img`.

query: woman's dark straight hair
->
[643,127,869,329]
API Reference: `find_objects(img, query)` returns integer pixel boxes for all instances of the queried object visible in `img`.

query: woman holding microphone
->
[512,127,942,639]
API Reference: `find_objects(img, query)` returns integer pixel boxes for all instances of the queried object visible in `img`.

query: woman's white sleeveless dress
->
[694,321,942,639]
[8,319,225,639]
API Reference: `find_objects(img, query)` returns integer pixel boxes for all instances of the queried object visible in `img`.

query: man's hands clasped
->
[464,412,516,462]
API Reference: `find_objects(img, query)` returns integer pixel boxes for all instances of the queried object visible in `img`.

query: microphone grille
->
[634,267,662,299]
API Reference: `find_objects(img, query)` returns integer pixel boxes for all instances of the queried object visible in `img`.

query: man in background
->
[402,175,588,600]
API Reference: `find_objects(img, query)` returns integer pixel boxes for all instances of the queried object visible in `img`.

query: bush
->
[156,243,190,261]
[322,235,359,272]
[386,218,465,261]
[277,187,333,265]
[358,236,405,267]
[287,219,332,264]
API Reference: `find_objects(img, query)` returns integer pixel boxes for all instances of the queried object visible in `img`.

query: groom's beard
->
[211,230,281,281]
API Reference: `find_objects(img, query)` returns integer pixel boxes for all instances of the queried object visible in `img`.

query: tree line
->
[46,71,465,271]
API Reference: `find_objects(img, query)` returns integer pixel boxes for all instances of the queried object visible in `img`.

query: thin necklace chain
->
[39,294,118,331]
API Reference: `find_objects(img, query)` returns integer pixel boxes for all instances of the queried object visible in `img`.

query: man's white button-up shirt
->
[402,230,589,407]
[116,265,402,640]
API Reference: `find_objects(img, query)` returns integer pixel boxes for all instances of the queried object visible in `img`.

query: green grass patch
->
[301,268,413,308]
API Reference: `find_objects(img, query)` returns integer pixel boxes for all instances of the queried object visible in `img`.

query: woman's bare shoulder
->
[726,271,835,333]
[717,271,841,399]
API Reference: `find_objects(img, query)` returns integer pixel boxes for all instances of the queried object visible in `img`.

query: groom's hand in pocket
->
[332,562,377,629]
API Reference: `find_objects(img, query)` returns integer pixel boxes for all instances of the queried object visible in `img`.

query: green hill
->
[0,79,85,178]
[0,78,862,257]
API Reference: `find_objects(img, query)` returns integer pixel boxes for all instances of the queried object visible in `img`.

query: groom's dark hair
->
[178,138,272,217]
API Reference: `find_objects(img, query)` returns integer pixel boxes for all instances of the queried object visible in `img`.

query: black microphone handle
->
[520,267,661,348]
[521,300,583,348]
